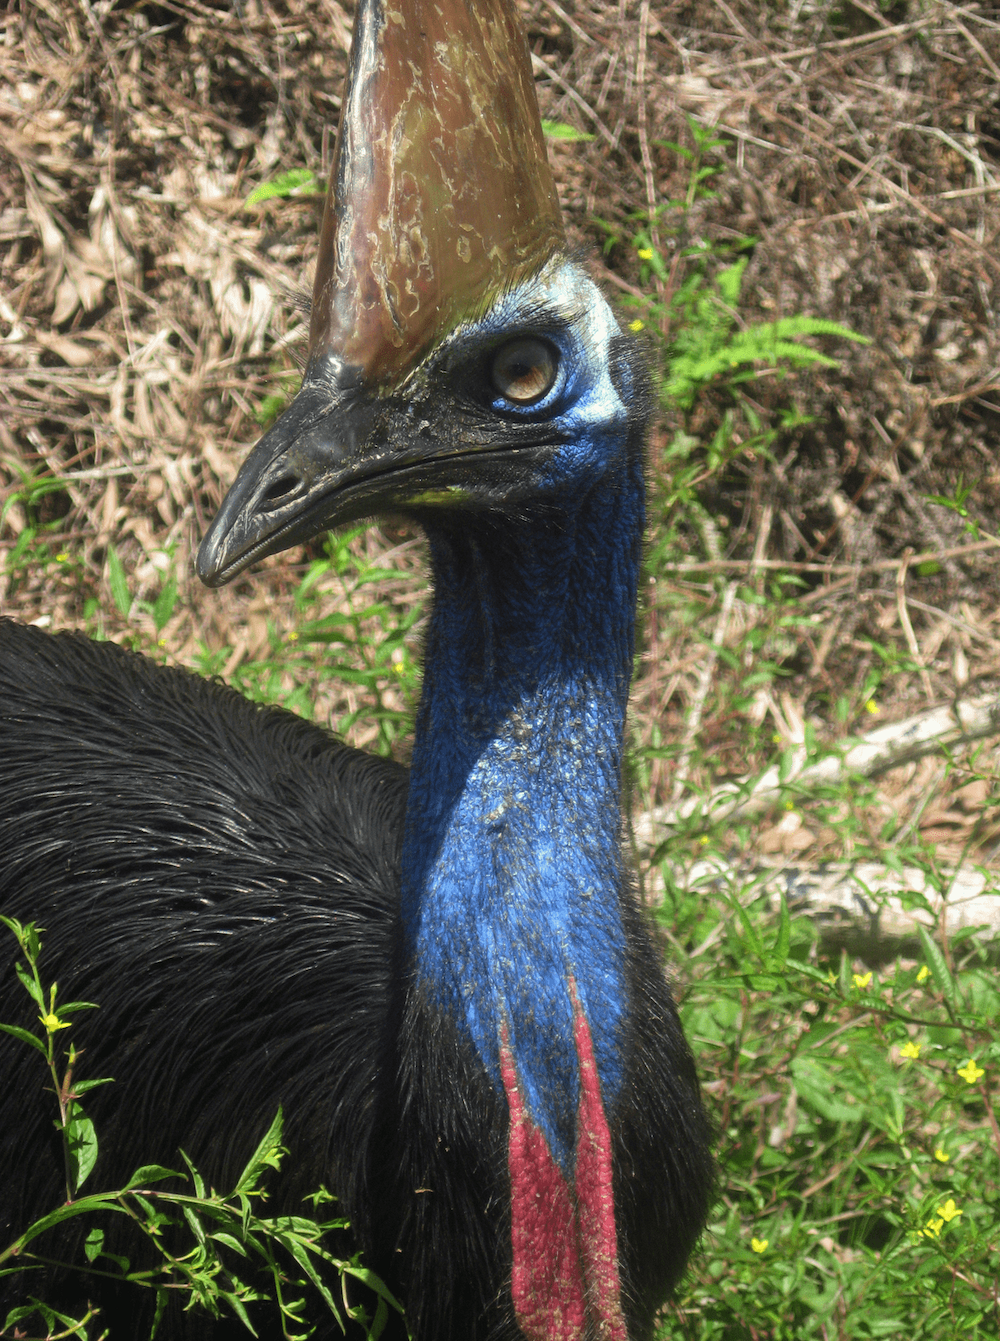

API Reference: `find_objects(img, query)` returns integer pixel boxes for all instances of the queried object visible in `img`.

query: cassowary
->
[0,0,712,1337]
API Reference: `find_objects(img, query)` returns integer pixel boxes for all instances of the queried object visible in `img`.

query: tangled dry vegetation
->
[1,0,1000,866]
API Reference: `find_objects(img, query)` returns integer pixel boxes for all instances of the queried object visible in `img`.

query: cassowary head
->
[197,0,635,588]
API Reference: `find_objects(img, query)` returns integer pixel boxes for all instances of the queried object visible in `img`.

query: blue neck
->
[401,452,643,1173]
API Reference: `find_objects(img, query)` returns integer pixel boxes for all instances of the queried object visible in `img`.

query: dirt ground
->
[2,0,1000,863]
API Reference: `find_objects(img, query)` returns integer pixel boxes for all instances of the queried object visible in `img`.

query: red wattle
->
[500,983,628,1341]
[569,975,628,1341]
[500,1025,586,1341]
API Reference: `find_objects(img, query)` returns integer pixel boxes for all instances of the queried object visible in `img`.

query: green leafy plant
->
[0,918,403,1341]
[652,865,1000,1340]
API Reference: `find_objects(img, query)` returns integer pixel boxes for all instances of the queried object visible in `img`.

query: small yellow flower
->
[923,1217,943,1239]
[933,1147,949,1163]
[637,247,654,261]
[40,1013,70,1033]
[771,732,783,744]
[287,631,299,642]
[917,965,931,983]
[750,1238,768,1254]
[784,800,795,812]
[899,1041,921,1060]
[852,972,872,990]
[158,638,167,647]
[865,699,879,714]
[957,1058,984,1085]
[699,834,709,846]
[937,1199,962,1223]
[56,552,69,563]
[826,971,837,986]
[628,319,645,333]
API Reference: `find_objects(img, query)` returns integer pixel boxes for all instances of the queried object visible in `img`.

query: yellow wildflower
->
[287,631,299,642]
[852,972,872,990]
[40,1013,70,1033]
[628,319,645,333]
[917,965,930,983]
[957,1058,984,1085]
[637,247,653,260]
[933,1147,949,1163]
[865,699,879,714]
[899,1041,921,1061]
[56,552,69,563]
[937,1199,962,1222]
[923,1217,943,1239]
[750,1238,768,1254]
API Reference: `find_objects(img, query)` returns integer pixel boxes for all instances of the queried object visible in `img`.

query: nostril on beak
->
[263,474,301,507]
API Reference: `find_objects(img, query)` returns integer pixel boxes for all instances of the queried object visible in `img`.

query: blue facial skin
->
[399,262,642,1176]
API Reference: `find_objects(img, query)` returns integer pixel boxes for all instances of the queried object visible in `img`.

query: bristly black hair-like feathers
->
[0,620,407,1338]
[0,615,710,1341]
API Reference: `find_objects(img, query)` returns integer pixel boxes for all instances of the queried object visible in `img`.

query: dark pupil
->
[493,340,553,403]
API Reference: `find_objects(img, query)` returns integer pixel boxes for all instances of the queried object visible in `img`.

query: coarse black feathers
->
[0,616,710,1341]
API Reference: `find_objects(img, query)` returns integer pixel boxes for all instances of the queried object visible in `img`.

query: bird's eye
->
[490,338,558,405]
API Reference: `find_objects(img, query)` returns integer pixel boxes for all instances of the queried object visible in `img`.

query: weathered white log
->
[646,856,1000,956]
[635,692,1000,849]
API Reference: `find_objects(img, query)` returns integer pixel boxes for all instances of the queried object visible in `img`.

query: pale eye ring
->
[490,338,558,405]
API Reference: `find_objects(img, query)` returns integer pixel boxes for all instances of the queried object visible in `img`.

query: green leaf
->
[73,1076,114,1095]
[233,1108,286,1194]
[0,1022,47,1054]
[106,545,132,618]
[541,119,595,142]
[84,1227,104,1262]
[210,1231,249,1256]
[122,1163,183,1190]
[65,1111,99,1193]
[245,169,324,207]
[772,894,791,967]
[917,924,955,1002]
[14,962,44,1006]
[153,574,178,633]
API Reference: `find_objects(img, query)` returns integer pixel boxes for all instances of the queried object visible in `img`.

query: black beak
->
[197,370,378,588]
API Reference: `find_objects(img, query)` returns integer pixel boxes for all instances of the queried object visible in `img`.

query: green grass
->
[657,859,999,1339]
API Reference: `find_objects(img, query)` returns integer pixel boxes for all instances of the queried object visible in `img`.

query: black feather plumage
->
[0,613,710,1340]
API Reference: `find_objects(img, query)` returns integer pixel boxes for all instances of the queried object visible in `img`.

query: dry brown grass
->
[2,0,1000,857]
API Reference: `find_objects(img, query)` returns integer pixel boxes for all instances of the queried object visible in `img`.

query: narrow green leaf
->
[182,1204,206,1247]
[917,925,955,1002]
[73,1076,114,1095]
[14,962,44,1006]
[245,169,323,207]
[122,1164,183,1190]
[210,1231,249,1257]
[152,574,178,633]
[233,1108,286,1193]
[0,1022,47,1054]
[541,119,595,142]
[65,1112,99,1193]
[773,893,791,967]
[106,545,132,618]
